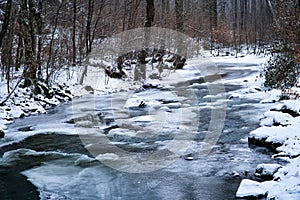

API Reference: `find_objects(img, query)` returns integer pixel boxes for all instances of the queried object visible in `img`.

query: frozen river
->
[0,59,275,199]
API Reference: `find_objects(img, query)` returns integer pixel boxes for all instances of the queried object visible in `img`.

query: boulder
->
[259,111,293,127]
[255,164,282,180]
[236,179,268,199]
[0,129,5,138]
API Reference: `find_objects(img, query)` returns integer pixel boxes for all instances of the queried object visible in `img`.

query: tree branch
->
[0,78,23,106]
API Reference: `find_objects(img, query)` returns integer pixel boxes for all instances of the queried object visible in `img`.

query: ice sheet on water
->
[21,158,117,200]
[0,148,84,166]
[107,128,137,138]
[96,153,120,161]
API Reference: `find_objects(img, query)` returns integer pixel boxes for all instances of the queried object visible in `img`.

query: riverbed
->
[0,58,275,199]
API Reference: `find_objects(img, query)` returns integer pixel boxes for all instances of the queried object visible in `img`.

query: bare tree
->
[0,0,12,49]
[175,0,185,56]
[145,0,155,28]
[175,0,184,32]
[72,0,77,66]
[127,0,142,29]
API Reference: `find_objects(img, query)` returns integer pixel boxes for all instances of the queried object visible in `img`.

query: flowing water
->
[0,62,275,200]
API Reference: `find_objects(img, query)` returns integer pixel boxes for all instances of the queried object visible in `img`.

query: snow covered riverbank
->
[1,52,299,199]
[236,98,300,199]
[213,55,300,199]
[0,69,75,138]
[0,52,275,199]
[208,53,300,199]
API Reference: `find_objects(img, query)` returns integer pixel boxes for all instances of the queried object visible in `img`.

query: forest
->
[0,0,299,95]
[1,1,300,199]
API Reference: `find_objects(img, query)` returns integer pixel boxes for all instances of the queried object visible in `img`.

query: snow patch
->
[259,111,293,127]
[255,163,282,179]
[236,179,268,198]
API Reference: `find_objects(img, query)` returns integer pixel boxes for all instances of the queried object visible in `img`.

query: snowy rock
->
[0,129,4,138]
[159,106,171,112]
[260,111,293,127]
[96,153,119,161]
[107,128,137,138]
[228,93,241,99]
[74,155,97,167]
[280,100,300,117]
[270,103,284,112]
[271,100,300,117]
[276,135,300,157]
[10,105,25,118]
[132,115,152,123]
[264,157,300,199]
[165,102,181,109]
[236,179,268,199]
[232,171,240,177]
[241,86,262,94]
[260,98,276,104]
[249,126,300,156]
[124,95,146,109]
[181,153,196,161]
[255,163,282,180]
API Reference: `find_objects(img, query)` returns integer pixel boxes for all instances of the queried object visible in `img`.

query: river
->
[0,59,275,200]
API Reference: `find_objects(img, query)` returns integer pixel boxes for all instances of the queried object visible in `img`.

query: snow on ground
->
[236,179,269,199]
[202,52,300,199]
[1,51,299,199]
[211,53,270,66]
[0,67,77,137]
[215,55,300,199]
[254,163,282,179]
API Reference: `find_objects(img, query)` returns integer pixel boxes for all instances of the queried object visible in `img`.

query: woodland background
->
[0,0,299,94]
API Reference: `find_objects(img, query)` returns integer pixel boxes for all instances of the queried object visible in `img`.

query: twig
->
[0,78,23,106]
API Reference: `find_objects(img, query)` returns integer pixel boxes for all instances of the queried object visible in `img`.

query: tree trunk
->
[144,0,155,46]
[20,0,38,87]
[145,0,155,28]
[209,0,218,29]
[36,0,43,80]
[175,0,184,32]
[233,0,238,57]
[127,0,141,29]
[175,0,185,56]
[91,0,104,45]
[46,6,60,84]
[0,0,12,49]
[209,0,217,51]
[266,0,279,27]
[72,0,77,66]
[86,0,94,54]
[122,0,129,31]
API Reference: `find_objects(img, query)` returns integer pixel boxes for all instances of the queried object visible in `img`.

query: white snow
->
[228,92,241,99]
[280,100,300,114]
[259,111,293,127]
[236,179,268,198]
[132,115,153,123]
[212,53,300,200]
[250,125,300,157]
[96,153,120,161]
[255,163,282,178]
[239,94,300,199]
[0,51,299,199]
[212,54,269,66]
[107,128,137,137]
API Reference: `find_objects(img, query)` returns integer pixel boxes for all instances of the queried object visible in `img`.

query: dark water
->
[0,63,275,200]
